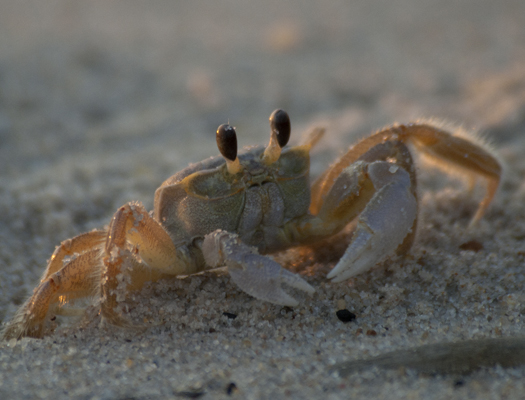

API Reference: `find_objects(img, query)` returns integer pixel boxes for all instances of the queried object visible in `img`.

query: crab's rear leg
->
[2,248,102,340]
[42,230,107,280]
[398,123,501,225]
[1,203,201,339]
[2,230,106,339]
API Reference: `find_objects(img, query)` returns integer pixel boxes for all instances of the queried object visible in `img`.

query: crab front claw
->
[202,230,315,306]
[327,161,418,282]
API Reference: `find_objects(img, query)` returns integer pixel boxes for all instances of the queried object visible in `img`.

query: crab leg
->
[311,123,501,225]
[2,201,208,338]
[201,230,315,306]
[101,202,204,325]
[2,231,107,339]
[2,249,101,339]
[401,123,501,224]
[42,230,106,280]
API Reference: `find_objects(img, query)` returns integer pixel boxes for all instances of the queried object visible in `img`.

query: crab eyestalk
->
[263,109,291,165]
[216,124,242,174]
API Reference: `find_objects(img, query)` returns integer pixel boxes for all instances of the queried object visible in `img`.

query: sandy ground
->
[1,1,525,399]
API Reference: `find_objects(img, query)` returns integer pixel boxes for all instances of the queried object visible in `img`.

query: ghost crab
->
[2,110,501,339]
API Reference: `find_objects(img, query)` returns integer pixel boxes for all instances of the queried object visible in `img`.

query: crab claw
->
[327,161,418,282]
[202,230,315,306]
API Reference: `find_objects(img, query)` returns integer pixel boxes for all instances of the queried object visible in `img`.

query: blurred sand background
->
[1,1,525,399]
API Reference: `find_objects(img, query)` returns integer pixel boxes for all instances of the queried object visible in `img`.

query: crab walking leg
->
[1,249,101,340]
[201,230,315,306]
[397,123,501,225]
[327,161,417,282]
[101,202,202,324]
[2,232,107,339]
[42,230,107,280]
[312,123,501,225]
[101,249,146,327]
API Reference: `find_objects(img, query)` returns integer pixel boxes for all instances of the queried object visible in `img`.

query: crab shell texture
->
[154,144,310,254]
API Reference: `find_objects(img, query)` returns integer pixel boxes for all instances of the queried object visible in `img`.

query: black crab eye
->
[216,124,238,161]
[269,109,291,148]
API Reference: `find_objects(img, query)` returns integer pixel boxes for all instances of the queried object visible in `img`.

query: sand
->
[1,1,525,399]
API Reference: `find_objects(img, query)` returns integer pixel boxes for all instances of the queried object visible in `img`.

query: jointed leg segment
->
[2,202,205,339]
[2,248,102,339]
[43,230,106,280]
[101,202,209,325]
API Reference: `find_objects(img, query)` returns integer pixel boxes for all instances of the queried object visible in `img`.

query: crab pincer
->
[326,161,418,282]
[202,230,315,306]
